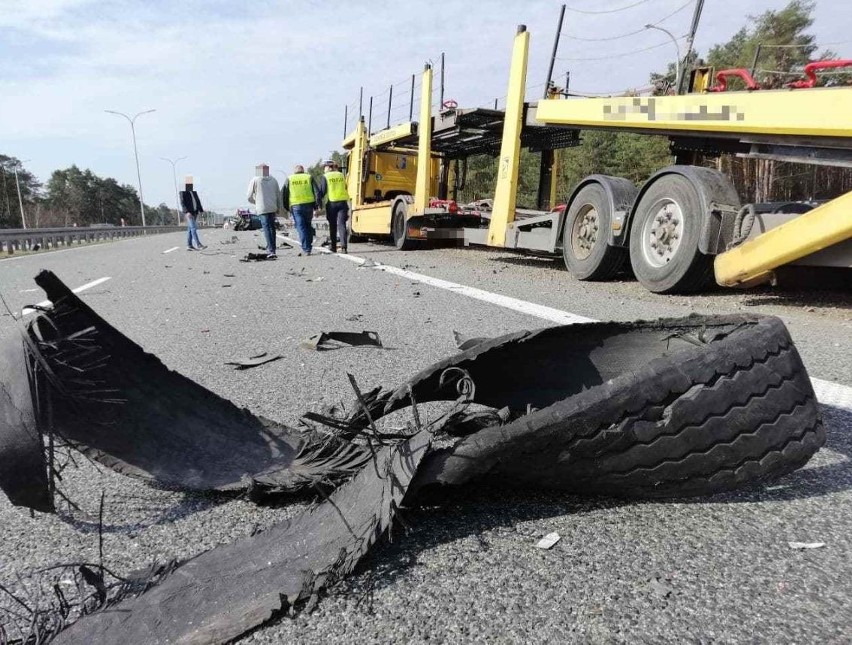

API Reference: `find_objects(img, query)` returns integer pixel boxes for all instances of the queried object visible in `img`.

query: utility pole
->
[105,109,156,226]
[679,0,705,94]
[544,4,566,98]
[160,156,187,225]
[13,159,31,229]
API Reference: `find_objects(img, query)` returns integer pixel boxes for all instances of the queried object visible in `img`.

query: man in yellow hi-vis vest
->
[317,160,350,253]
[282,164,320,256]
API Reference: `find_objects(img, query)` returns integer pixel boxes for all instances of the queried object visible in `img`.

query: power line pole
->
[105,109,156,226]
[679,0,706,94]
[13,159,31,229]
[160,156,187,225]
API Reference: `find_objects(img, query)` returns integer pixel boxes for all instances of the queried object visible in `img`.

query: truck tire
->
[628,174,714,293]
[557,324,822,497]
[401,315,824,500]
[562,183,627,280]
[392,201,417,250]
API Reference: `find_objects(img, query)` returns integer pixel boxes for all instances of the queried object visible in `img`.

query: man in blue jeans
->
[282,164,320,256]
[246,163,281,258]
[179,176,207,250]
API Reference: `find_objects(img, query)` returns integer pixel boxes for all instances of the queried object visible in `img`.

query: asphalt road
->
[0,228,850,644]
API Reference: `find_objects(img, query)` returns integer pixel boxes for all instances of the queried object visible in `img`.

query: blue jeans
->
[326,201,349,251]
[259,213,277,254]
[291,204,314,253]
[186,215,201,248]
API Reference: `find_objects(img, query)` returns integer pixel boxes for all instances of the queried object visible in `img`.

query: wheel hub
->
[571,206,599,260]
[642,199,684,268]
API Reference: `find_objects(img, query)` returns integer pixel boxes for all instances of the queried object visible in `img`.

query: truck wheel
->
[629,174,714,293]
[392,201,416,250]
[562,183,627,280]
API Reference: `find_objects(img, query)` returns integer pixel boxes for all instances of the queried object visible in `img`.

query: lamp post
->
[13,158,31,229]
[105,109,156,226]
[645,24,682,94]
[160,156,187,225]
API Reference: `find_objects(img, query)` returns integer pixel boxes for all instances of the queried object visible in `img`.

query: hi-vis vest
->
[288,173,316,206]
[325,171,349,203]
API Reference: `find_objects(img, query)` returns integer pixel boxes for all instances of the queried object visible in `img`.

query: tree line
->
[0,156,178,229]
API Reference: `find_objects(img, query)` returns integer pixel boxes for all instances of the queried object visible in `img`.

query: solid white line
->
[279,236,594,324]
[21,277,112,315]
[281,236,852,410]
[163,246,180,254]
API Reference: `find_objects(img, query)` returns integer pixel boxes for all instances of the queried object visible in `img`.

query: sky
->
[1,0,850,214]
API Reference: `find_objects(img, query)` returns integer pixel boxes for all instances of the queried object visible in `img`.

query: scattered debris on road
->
[788,541,826,549]
[240,252,276,262]
[0,271,828,643]
[301,330,384,351]
[535,532,561,550]
[225,352,283,370]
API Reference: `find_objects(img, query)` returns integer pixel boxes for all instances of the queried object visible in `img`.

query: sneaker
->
[198,245,208,250]
[305,250,312,256]
[267,253,277,259]
[339,247,348,254]
[186,247,196,251]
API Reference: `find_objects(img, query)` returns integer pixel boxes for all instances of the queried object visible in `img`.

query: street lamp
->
[645,24,682,94]
[105,109,156,226]
[13,158,31,229]
[160,155,187,225]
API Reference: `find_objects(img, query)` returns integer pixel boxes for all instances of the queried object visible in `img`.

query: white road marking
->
[21,277,112,315]
[163,246,180,254]
[281,235,852,411]
[279,236,593,324]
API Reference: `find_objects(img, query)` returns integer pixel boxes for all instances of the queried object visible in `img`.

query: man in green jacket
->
[317,161,350,253]
[282,164,320,256]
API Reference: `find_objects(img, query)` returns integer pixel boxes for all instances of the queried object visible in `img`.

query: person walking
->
[179,175,206,250]
[282,164,320,256]
[317,160,350,253]
[246,163,282,258]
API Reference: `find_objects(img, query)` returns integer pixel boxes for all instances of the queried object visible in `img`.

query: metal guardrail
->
[0,225,186,255]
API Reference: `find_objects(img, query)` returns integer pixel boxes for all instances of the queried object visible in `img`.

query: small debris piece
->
[453,331,488,351]
[535,532,561,550]
[220,236,239,245]
[240,252,276,262]
[301,331,383,351]
[225,352,283,370]
[306,277,325,282]
[413,291,421,298]
[788,541,825,549]
[223,274,236,278]
[222,284,232,288]
[358,258,379,268]
[648,576,673,599]
[345,314,364,322]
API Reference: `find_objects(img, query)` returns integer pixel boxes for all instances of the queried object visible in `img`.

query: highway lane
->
[0,228,850,643]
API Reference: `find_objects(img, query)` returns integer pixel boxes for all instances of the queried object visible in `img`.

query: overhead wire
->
[563,0,652,15]
[561,0,693,42]
[556,36,686,61]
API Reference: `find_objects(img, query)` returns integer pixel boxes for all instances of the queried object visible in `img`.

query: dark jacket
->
[180,190,204,215]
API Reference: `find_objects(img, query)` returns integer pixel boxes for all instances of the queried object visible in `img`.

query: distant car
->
[89,223,116,228]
